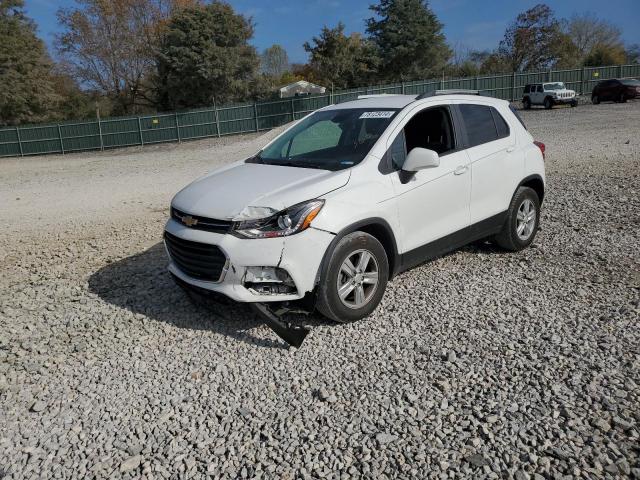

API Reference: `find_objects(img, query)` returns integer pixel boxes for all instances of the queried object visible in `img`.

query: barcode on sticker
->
[359,111,395,119]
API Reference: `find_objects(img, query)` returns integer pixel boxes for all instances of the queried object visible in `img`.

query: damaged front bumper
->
[164,218,335,303]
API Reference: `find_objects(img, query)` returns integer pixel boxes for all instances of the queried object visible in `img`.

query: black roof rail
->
[415,89,481,100]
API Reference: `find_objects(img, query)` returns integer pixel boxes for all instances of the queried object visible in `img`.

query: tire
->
[592,95,600,105]
[523,97,531,110]
[570,100,577,108]
[618,93,627,103]
[316,231,389,323]
[543,97,553,109]
[494,187,541,252]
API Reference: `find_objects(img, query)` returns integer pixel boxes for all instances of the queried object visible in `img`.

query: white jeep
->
[523,82,577,109]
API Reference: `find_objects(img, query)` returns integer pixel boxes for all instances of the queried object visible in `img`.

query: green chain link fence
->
[1,63,638,158]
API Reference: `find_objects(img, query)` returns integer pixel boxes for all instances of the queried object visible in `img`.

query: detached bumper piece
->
[251,303,310,348]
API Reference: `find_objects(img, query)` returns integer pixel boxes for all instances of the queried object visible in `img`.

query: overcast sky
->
[25,0,640,63]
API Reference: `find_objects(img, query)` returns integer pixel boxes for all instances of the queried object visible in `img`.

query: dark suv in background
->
[592,78,640,104]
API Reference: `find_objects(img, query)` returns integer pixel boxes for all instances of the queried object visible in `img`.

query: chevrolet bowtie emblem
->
[181,215,198,227]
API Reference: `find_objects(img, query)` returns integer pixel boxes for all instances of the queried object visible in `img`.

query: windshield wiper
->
[273,161,325,170]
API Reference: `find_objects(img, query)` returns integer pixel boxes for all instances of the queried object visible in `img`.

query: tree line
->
[1,0,638,126]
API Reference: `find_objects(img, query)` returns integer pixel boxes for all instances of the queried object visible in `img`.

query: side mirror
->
[402,147,440,172]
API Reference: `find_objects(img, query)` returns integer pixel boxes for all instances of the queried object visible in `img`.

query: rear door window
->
[459,104,498,147]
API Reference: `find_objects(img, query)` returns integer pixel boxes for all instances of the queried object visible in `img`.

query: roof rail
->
[357,94,407,99]
[415,89,480,100]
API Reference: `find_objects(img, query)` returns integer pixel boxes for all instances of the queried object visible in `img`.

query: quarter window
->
[389,130,407,170]
[492,109,510,138]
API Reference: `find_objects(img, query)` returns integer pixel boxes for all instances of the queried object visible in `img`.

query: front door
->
[387,106,471,254]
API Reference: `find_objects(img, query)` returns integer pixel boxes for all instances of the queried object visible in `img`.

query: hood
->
[172,162,350,219]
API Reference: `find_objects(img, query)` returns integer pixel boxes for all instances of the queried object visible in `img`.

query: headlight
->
[233,200,324,239]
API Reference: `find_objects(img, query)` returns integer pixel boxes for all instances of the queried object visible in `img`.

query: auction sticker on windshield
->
[359,111,395,119]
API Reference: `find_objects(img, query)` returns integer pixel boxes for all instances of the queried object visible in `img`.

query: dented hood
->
[172,162,350,219]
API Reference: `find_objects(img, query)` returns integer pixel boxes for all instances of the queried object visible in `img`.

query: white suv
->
[165,92,545,339]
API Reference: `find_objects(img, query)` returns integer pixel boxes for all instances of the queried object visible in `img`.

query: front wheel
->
[618,93,627,103]
[494,187,541,251]
[544,97,553,109]
[316,232,389,323]
[570,100,577,107]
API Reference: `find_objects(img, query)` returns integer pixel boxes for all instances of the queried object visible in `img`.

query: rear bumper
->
[164,219,335,303]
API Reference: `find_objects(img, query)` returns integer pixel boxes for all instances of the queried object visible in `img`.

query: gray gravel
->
[1,101,639,479]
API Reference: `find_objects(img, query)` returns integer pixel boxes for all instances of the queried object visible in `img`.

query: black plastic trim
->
[398,211,507,272]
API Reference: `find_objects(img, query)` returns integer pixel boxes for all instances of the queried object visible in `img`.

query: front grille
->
[164,231,227,282]
[171,207,233,233]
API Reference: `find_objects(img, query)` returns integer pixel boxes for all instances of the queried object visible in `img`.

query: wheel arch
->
[518,174,545,204]
[316,218,400,284]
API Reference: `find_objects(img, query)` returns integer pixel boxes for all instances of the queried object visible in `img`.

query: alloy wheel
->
[516,199,536,240]
[337,249,379,309]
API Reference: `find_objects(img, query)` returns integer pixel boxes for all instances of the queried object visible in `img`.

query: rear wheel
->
[543,97,553,109]
[523,97,531,110]
[494,187,540,252]
[592,95,600,105]
[316,232,388,323]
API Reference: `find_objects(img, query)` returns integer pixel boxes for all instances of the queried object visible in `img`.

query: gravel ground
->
[1,101,639,480]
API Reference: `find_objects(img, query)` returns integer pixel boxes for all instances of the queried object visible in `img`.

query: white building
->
[278,80,326,98]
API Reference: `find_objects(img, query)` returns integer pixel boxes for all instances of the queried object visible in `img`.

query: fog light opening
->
[244,266,297,296]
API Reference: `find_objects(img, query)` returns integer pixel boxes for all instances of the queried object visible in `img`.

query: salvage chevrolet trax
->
[165,92,546,327]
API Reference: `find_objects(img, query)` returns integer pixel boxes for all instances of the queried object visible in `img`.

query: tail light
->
[534,141,546,160]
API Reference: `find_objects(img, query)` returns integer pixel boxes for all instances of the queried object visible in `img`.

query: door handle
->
[506,145,516,153]
[454,165,468,175]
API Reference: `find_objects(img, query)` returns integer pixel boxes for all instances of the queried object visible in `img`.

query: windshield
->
[253,108,399,171]
[621,79,640,86]
[544,82,565,91]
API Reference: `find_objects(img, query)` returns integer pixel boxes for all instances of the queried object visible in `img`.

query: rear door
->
[455,102,522,226]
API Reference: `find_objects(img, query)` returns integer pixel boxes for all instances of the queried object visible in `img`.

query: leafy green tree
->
[261,44,289,78]
[56,0,197,114]
[0,0,61,125]
[157,1,261,109]
[498,4,566,72]
[303,23,378,89]
[366,0,450,81]
[583,44,627,67]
